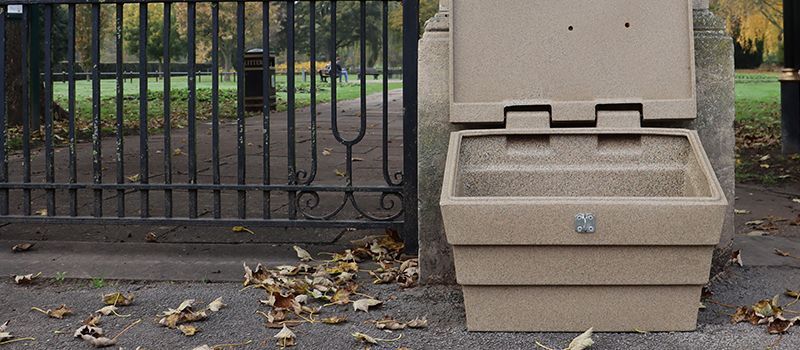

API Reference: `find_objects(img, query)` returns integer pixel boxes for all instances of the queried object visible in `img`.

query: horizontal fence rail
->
[0,0,419,252]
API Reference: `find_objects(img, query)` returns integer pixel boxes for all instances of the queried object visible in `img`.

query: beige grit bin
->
[439,0,728,332]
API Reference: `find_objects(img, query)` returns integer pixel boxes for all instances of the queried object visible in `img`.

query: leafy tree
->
[122,3,188,71]
[712,0,783,56]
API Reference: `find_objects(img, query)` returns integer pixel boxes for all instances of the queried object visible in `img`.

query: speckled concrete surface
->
[0,264,799,349]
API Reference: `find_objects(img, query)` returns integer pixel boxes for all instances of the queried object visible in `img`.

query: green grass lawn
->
[733,71,786,184]
[7,74,400,151]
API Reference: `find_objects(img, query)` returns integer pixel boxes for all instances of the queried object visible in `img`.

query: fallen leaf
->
[353,298,382,312]
[178,324,199,336]
[145,232,158,242]
[207,297,226,312]
[322,148,332,156]
[274,325,296,348]
[11,243,34,252]
[173,148,183,156]
[565,328,594,350]
[13,272,41,284]
[734,209,751,215]
[760,164,770,169]
[745,220,765,226]
[126,174,140,182]
[293,246,313,262]
[730,250,743,267]
[103,292,135,306]
[95,306,117,316]
[321,316,347,325]
[83,314,102,327]
[375,316,406,330]
[760,155,771,161]
[158,300,208,328]
[352,332,378,345]
[407,317,428,328]
[775,249,790,257]
[335,169,346,177]
[786,290,800,298]
[232,226,255,235]
[31,305,72,319]
[768,317,796,334]
[34,208,47,216]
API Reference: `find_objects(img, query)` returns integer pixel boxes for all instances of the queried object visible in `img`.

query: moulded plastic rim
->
[440,127,727,206]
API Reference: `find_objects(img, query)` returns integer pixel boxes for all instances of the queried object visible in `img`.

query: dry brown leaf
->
[334,169,346,177]
[321,316,347,325]
[407,317,428,329]
[11,243,34,252]
[83,314,102,327]
[786,290,800,298]
[322,148,332,156]
[730,250,743,267]
[102,292,135,306]
[293,246,313,262]
[208,297,226,312]
[274,325,296,348]
[13,272,41,285]
[158,300,208,328]
[232,226,255,235]
[178,324,199,336]
[375,316,406,330]
[565,328,594,350]
[353,298,382,312]
[243,262,271,286]
[145,232,158,243]
[352,332,378,345]
[734,209,751,215]
[32,305,72,319]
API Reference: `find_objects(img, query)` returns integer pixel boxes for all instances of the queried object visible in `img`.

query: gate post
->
[691,2,736,274]
[417,0,458,284]
[403,0,420,255]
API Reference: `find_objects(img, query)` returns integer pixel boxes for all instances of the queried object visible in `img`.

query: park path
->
[0,91,406,281]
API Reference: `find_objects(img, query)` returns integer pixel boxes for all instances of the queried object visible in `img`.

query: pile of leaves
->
[731,294,800,334]
[242,229,422,347]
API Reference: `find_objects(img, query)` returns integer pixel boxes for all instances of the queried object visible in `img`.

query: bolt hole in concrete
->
[625,22,631,28]
[568,25,574,31]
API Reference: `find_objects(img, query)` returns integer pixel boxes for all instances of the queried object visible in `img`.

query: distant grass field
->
[7,74,401,150]
[733,71,787,184]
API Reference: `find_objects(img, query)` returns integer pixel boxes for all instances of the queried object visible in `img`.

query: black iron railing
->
[0,0,419,252]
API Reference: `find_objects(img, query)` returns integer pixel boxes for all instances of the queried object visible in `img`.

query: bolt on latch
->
[575,213,595,233]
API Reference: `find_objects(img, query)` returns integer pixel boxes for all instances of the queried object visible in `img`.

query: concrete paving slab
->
[733,235,800,268]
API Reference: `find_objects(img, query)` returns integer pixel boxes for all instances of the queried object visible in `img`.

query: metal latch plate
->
[575,213,595,233]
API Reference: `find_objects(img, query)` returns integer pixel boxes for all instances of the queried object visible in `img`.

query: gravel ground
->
[1,266,799,350]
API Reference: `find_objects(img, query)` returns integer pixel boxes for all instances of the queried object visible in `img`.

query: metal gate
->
[0,0,419,252]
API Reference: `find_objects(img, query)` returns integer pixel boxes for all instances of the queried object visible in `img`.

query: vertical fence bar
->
[188,1,198,218]
[21,9,30,216]
[68,4,77,216]
[304,0,317,185]
[402,0,419,253]
[115,3,125,217]
[0,5,6,215]
[261,1,271,219]
[43,4,54,216]
[211,2,221,218]
[236,1,246,219]
[381,0,397,186]
[163,2,173,217]
[138,3,149,217]
[91,3,102,217]
[286,0,296,219]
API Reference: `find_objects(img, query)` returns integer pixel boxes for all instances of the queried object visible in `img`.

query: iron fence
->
[0,0,419,252]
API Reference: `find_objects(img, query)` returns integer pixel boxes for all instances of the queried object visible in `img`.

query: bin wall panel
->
[462,285,702,332]
[453,245,714,285]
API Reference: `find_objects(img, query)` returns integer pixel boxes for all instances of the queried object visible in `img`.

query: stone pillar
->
[418,3,459,284]
[691,4,736,275]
